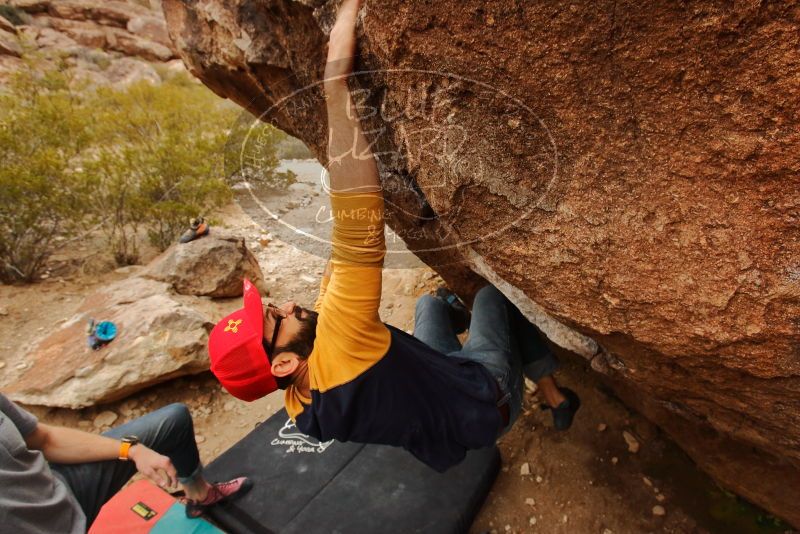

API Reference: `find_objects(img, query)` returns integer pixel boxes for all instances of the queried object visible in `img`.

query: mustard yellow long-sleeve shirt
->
[285,192,502,472]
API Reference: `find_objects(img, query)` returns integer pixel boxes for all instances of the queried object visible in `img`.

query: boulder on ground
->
[5,277,213,408]
[144,230,266,298]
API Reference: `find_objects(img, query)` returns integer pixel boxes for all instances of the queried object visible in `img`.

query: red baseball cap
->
[208,279,277,401]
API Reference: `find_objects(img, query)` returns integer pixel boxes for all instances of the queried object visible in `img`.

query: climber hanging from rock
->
[207,0,579,472]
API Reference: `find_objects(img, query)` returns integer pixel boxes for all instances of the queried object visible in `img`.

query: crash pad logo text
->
[271,419,334,454]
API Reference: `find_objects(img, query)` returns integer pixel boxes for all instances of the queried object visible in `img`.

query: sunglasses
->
[262,304,284,361]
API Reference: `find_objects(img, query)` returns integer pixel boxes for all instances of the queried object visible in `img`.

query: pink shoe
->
[184,477,252,518]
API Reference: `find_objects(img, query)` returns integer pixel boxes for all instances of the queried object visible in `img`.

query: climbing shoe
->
[179,217,209,244]
[183,477,252,519]
[435,286,471,335]
[542,387,580,431]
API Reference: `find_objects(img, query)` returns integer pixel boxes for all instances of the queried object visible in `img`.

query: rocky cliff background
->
[160,0,800,526]
[0,0,182,86]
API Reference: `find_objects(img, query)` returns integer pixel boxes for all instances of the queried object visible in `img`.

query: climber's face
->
[262,302,319,358]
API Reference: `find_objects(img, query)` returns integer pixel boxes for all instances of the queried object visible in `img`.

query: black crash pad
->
[204,409,500,534]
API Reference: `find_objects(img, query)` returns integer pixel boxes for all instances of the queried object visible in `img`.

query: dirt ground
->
[0,161,793,534]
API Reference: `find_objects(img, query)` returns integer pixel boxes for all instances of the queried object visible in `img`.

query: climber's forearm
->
[324,0,362,85]
[25,423,120,464]
[325,87,380,193]
[324,0,379,193]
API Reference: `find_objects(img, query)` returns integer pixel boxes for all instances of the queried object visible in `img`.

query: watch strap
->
[119,441,132,461]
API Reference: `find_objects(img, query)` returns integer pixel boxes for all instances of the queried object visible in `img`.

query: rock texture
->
[0,27,21,56]
[6,277,212,408]
[104,56,161,87]
[0,0,179,83]
[162,0,800,525]
[144,231,266,298]
[127,14,171,48]
[0,15,16,34]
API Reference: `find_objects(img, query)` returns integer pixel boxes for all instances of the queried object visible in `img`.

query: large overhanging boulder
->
[162,0,800,525]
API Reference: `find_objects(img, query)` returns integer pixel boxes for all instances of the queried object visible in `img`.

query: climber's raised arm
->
[323,0,380,194]
[310,0,386,362]
[324,0,360,86]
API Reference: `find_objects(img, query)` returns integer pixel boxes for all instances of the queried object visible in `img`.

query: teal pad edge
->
[150,503,225,534]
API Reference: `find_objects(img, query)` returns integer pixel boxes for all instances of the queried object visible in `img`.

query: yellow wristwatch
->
[119,436,139,461]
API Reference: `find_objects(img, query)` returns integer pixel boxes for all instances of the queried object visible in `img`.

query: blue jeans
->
[50,403,202,526]
[414,285,559,433]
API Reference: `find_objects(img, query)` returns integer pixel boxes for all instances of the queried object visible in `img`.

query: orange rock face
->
[161,0,800,525]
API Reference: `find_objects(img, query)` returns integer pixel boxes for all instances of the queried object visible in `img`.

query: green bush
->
[0,65,95,282]
[89,77,234,262]
[277,136,314,160]
[225,111,298,189]
[0,63,291,281]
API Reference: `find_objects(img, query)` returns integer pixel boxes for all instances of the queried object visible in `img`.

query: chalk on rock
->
[652,505,666,516]
[520,462,531,476]
[623,431,640,453]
